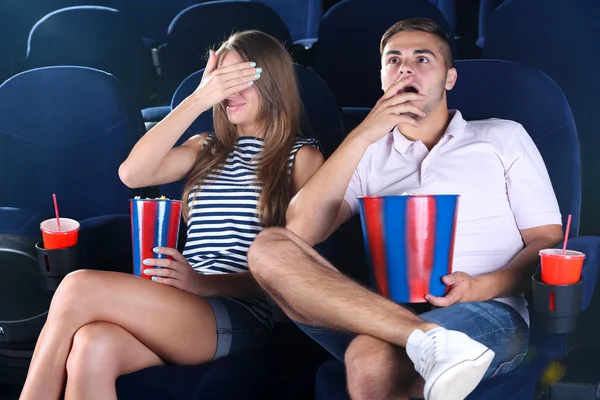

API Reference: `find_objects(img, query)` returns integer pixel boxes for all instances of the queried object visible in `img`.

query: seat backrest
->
[0,0,114,64]
[161,64,345,200]
[160,0,292,101]
[312,0,454,108]
[482,0,600,234]
[25,5,153,105]
[0,66,145,220]
[112,0,195,44]
[252,0,322,41]
[483,0,599,116]
[447,59,580,235]
[427,0,457,32]
[476,0,504,47]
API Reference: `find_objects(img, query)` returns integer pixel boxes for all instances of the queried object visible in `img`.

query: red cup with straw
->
[539,214,585,285]
[40,194,80,250]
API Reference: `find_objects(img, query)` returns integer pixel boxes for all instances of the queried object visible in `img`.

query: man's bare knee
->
[248,227,295,278]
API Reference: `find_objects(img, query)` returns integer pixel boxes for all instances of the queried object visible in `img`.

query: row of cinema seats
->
[0,0,462,108]
[9,0,597,237]
[1,57,600,399]
[0,0,494,88]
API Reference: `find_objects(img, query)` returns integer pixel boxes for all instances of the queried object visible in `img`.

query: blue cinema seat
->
[157,0,292,103]
[313,59,600,400]
[25,5,155,107]
[252,0,323,47]
[482,0,600,236]
[0,66,145,235]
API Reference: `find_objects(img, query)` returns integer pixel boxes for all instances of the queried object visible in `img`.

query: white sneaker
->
[406,327,495,400]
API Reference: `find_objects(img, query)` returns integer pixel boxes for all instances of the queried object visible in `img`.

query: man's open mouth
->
[398,85,419,94]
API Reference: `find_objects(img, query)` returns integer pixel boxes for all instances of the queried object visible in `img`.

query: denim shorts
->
[294,300,529,380]
[205,297,272,360]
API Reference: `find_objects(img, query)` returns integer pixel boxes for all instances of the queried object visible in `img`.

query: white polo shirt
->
[343,110,562,324]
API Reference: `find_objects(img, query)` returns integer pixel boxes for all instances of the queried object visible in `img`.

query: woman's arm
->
[118,98,208,189]
[119,50,262,189]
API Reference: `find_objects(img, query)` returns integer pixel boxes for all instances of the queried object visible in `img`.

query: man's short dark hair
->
[380,18,454,68]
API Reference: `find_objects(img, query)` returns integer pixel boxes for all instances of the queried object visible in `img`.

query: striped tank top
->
[183,134,320,330]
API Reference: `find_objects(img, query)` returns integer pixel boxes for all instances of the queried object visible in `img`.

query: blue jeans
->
[205,298,272,360]
[294,300,529,380]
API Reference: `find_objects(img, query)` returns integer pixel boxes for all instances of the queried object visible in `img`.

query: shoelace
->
[416,331,448,378]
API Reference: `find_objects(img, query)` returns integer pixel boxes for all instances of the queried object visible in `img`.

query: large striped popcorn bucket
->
[358,195,459,303]
[130,198,182,278]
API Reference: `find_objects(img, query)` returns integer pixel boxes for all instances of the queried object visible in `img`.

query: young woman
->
[19,30,324,400]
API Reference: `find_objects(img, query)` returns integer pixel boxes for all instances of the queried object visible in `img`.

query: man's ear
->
[445,67,457,90]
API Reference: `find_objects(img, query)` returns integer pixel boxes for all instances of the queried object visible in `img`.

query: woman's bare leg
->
[64,322,164,400]
[19,270,217,400]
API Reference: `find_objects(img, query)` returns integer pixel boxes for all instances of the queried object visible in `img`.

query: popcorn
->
[133,195,171,200]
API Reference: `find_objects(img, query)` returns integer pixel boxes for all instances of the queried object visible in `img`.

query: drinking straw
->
[52,193,61,231]
[562,214,572,254]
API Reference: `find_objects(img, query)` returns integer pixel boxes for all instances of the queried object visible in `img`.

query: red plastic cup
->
[40,218,80,250]
[539,249,585,285]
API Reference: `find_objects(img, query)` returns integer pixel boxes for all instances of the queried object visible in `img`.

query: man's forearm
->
[286,131,372,243]
[477,235,563,299]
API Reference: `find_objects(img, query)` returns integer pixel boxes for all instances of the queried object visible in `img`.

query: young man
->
[248,18,563,400]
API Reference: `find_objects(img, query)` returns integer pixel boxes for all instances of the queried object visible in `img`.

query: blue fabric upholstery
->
[482,0,600,236]
[476,0,504,48]
[0,207,48,242]
[311,0,455,108]
[112,0,196,45]
[25,6,154,106]
[161,63,346,200]
[116,345,270,399]
[0,0,114,65]
[313,59,599,400]
[252,0,322,42]
[0,66,145,221]
[78,214,133,274]
[141,105,171,123]
[428,0,457,31]
[341,107,370,134]
[447,59,580,234]
[159,1,291,102]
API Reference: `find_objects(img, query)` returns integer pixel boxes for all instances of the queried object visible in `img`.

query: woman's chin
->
[227,116,253,126]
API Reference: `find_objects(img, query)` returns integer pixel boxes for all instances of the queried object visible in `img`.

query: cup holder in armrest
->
[532,272,583,334]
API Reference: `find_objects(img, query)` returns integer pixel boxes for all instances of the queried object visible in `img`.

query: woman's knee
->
[49,270,111,318]
[66,323,122,379]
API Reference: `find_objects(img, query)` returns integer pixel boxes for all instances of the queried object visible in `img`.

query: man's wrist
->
[473,273,499,302]
[345,126,380,149]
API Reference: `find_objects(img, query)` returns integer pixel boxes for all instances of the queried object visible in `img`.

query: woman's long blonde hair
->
[181,30,302,227]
